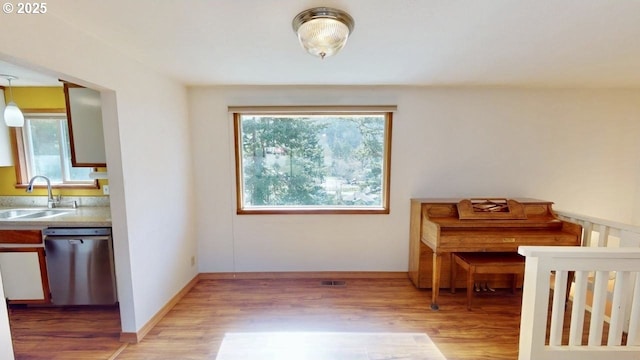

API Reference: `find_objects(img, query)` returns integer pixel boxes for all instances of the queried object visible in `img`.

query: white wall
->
[0,13,197,333]
[0,90,13,166]
[190,86,640,272]
[0,93,12,352]
[0,270,15,360]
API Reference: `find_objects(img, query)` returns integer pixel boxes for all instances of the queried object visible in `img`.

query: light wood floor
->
[10,276,528,360]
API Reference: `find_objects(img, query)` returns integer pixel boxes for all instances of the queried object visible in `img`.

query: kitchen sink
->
[0,209,38,219]
[0,208,73,220]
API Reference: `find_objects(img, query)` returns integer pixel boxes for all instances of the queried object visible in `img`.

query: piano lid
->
[457,198,528,220]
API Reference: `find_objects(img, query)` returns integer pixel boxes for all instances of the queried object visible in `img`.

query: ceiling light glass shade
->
[293,7,354,59]
[4,101,24,127]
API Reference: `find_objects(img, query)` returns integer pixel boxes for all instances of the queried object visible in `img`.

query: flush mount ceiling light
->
[292,7,354,59]
[1,74,24,127]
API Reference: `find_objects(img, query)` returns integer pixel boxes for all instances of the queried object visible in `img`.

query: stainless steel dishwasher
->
[43,227,117,305]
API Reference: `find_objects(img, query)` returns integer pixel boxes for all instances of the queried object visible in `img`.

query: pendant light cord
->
[7,78,15,102]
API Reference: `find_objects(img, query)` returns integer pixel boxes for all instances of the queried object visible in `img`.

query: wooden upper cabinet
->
[63,82,107,167]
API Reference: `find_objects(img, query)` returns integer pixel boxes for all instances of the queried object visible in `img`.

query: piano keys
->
[408,198,582,310]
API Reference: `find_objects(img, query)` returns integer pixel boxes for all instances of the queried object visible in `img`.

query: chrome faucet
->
[26,175,57,208]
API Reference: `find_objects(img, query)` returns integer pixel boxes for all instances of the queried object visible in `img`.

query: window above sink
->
[17,114,95,186]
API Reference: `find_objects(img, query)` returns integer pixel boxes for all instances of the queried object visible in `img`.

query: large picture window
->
[233,107,393,214]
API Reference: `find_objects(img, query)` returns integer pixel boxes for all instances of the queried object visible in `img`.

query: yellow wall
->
[1,87,107,196]
[5,87,66,108]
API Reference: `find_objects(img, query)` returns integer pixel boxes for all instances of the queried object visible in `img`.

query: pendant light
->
[292,7,355,59]
[2,75,24,127]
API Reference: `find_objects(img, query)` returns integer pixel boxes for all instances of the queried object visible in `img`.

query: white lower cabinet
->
[0,248,50,303]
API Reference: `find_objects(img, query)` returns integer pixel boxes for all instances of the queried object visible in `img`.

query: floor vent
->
[320,280,346,286]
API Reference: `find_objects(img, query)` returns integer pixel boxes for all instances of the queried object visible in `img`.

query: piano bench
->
[451,252,525,310]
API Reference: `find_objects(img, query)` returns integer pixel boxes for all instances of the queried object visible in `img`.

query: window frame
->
[232,106,394,215]
[11,109,98,190]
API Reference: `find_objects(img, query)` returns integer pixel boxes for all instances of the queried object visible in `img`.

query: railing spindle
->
[549,270,568,345]
[581,221,593,247]
[569,270,588,346]
[628,275,640,346]
[588,271,609,345]
[597,225,610,247]
[608,271,630,346]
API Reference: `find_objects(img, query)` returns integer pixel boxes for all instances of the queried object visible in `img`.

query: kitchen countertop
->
[0,206,112,228]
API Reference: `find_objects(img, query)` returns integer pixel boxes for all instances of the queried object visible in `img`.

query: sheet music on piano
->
[457,198,527,220]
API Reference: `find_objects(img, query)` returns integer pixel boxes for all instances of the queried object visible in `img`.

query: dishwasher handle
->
[44,235,112,242]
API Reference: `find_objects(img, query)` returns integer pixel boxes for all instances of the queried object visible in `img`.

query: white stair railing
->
[518,246,640,360]
[556,211,640,248]
[557,211,640,331]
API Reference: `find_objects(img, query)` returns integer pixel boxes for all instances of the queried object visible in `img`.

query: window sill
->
[14,181,100,190]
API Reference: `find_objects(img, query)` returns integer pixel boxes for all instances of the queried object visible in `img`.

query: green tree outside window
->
[235,112,392,214]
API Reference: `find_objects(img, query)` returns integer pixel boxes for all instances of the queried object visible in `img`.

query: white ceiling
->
[2,0,640,87]
[0,60,61,87]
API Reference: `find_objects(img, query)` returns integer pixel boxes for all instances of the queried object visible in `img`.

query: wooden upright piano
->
[408,198,582,310]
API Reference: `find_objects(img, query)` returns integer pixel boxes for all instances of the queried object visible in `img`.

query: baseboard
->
[119,331,139,344]
[119,274,200,343]
[199,271,408,280]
